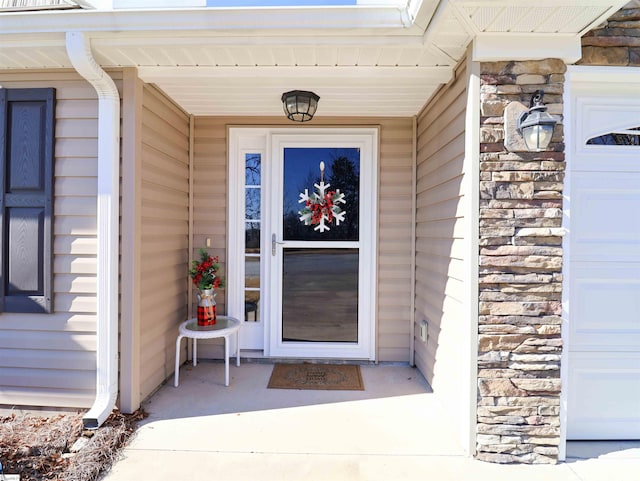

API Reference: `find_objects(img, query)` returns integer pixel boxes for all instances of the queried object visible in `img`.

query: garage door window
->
[587,126,640,146]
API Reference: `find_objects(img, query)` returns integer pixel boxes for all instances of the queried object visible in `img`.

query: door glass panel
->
[245,153,261,184]
[282,248,359,342]
[245,221,260,250]
[245,188,261,219]
[245,255,260,322]
[244,153,262,325]
[283,147,360,241]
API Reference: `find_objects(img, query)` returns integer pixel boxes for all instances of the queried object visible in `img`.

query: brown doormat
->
[267,363,364,391]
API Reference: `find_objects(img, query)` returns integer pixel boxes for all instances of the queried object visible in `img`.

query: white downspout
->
[66,31,120,429]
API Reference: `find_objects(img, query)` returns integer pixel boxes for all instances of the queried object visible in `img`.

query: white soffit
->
[136,65,452,116]
[0,35,69,68]
[90,39,454,68]
[450,0,626,35]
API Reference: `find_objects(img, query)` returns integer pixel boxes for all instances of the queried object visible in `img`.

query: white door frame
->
[227,128,269,351]
[561,65,640,460]
[228,127,378,360]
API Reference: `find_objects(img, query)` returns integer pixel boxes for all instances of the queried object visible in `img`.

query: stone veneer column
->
[476,59,566,464]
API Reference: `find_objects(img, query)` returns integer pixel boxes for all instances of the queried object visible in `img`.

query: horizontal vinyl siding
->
[192,116,413,361]
[138,85,190,401]
[414,58,468,408]
[377,118,414,361]
[190,117,235,359]
[0,70,123,408]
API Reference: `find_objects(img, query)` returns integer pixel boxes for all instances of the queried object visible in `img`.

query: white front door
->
[228,128,378,360]
[565,71,640,439]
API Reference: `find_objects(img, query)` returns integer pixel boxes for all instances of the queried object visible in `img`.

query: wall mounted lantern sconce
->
[517,90,557,152]
[281,90,320,122]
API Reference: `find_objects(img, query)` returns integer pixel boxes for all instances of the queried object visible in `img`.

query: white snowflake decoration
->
[298,162,347,233]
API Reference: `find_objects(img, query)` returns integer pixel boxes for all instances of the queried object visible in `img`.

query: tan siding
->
[138,85,190,401]
[414,57,469,397]
[377,118,415,362]
[192,116,413,361]
[0,70,124,408]
[190,117,232,359]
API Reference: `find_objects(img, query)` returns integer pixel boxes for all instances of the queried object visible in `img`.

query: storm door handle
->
[272,233,285,256]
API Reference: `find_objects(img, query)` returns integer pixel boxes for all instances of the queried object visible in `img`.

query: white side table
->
[174,316,241,387]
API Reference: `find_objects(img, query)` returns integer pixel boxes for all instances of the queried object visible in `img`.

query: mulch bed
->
[0,409,145,481]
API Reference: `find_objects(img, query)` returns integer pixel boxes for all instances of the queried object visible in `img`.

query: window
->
[587,127,640,146]
[0,88,55,313]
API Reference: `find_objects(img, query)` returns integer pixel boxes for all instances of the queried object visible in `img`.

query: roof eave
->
[0,4,427,36]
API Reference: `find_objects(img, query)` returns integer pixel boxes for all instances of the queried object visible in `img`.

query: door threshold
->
[238,351,378,365]
[240,350,380,366]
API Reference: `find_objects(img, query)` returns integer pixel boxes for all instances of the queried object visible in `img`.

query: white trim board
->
[472,34,582,63]
[462,51,480,457]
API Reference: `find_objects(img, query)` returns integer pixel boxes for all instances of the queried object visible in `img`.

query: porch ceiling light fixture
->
[517,90,557,152]
[281,90,320,122]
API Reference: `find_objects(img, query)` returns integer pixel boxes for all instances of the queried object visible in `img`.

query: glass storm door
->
[268,132,377,359]
[228,128,377,360]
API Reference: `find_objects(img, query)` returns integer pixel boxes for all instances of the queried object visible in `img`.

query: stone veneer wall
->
[580,0,640,66]
[476,59,566,464]
[474,2,639,464]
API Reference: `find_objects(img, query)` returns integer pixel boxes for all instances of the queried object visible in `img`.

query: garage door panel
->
[571,174,640,262]
[570,264,640,351]
[568,90,640,441]
[576,148,640,172]
[567,352,640,439]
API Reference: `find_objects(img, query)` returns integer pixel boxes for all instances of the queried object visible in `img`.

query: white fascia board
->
[473,33,582,64]
[0,5,422,35]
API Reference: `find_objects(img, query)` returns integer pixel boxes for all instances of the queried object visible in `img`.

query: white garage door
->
[566,89,640,440]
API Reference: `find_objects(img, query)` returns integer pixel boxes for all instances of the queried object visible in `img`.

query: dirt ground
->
[0,410,144,481]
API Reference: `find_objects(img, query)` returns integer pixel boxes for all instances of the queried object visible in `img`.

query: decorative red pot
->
[197,288,217,326]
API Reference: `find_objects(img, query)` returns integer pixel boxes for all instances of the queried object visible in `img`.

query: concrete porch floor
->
[104,362,640,481]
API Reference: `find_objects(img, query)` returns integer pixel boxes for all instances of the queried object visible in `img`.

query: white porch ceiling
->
[135,65,453,116]
[95,36,463,116]
[0,0,629,117]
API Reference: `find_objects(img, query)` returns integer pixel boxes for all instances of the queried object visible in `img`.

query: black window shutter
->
[0,88,55,313]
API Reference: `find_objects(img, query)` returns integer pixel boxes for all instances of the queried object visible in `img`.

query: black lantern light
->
[281,90,320,122]
[517,90,557,152]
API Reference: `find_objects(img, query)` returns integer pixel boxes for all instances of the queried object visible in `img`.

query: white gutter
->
[66,31,120,429]
[0,6,422,35]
